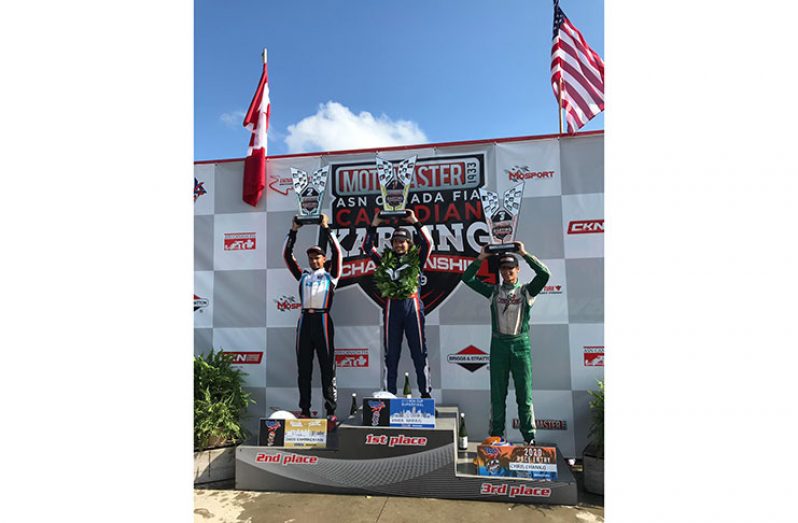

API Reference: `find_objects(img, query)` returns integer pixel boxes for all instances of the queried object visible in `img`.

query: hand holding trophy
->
[376,155,417,219]
[478,182,525,253]
[291,166,329,224]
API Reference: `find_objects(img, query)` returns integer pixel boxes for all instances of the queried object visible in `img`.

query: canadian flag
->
[242,50,270,207]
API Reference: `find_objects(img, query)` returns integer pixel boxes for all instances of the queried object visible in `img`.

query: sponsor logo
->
[194,177,207,202]
[224,232,256,251]
[480,483,552,498]
[223,351,263,365]
[584,345,604,367]
[255,453,319,466]
[274,295,302,312]
[330,154,488,313]
[364,434,428,447]
[194,294,209,312]
[539,284,563,295]
[567,219,604,234]
[514,418,567,430]
[447,345,490,373]
[505,165,555,182]
[335,348,369,368]
[268,174,294,196]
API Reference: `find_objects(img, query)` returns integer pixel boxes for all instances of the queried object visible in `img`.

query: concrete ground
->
[194,463,604,523]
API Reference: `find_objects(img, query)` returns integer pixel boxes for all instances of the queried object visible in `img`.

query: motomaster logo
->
[584,346,604,367]
[567,219,604,234]
[224,232,256,251]
[539,284,563,295]
[268,174,294,196]
[334,157,482,195]
[506,165,555,182]
[223,351,263,365]
[274,295,301,312]
[194,294,209,312]
[514,418,567,430]
[335,348,369,368]
[447,345,489,372]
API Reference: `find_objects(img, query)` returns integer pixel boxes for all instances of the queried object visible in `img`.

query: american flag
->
[551,0,604,133]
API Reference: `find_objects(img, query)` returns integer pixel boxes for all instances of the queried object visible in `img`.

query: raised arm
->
[461,245,494,299]
[321,214,342,286]
[282,219,303,281]
[361,213,383,264]
[515,241,550,297]
[404,209,433,267]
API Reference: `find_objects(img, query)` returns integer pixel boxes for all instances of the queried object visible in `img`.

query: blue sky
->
[195,0,604,161]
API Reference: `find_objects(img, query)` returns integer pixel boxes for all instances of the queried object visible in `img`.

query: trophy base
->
[379,210,410,218]
[486,243,518,253]
[295,215,323,225]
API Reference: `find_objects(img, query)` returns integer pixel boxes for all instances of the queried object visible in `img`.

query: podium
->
[236,406,577,505]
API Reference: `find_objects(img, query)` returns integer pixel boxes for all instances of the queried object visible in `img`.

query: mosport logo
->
[194,294,209,312]
[514,418,567,430]
[335,348,369,368]
[567,219,604,234]
[223,351,263,365]
[505,165,555,182]
[194,177,207,202]
[539,284,563,295]
[274,295,301,312]
[447,345,490,373]
[584,345,604,367]
[224,232,256,251]
[268,174,294,196]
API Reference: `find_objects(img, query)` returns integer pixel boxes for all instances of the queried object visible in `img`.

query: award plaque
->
[290,166,329,224]
[376,155,417,218]
[478,183,525,253]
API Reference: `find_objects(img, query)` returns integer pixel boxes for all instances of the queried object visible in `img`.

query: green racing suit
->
[461,253,550,443]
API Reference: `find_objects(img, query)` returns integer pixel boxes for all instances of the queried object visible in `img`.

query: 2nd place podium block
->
[235,406,578,505]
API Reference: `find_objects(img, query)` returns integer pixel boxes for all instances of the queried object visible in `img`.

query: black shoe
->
[299,410,312,418]
[525,438,536,446]
[420,392,432,399]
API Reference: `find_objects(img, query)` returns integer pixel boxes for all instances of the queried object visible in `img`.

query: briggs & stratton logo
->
[505,165,555,182]
[194,294,209,312]
[447,345,490,372]
[584,346,604,367]
[335,348,369,368]
[268,174,294,196]
[567,219,604,234]
[514,418,567,430]
[194,177,207,202]
[224,232,256,251]
[223,351,263,365]
[274,295,302,312]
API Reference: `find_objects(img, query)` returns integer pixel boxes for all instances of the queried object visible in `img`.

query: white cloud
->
[285,101,427,154]
[219,110,245,128]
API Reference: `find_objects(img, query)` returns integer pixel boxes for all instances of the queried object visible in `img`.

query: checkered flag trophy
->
[376,156,417,218]
[290,166,329,224]
[478,183,525,253]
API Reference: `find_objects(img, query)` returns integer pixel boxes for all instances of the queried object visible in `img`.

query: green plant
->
[587,379,604,458]
[194,349,255,450]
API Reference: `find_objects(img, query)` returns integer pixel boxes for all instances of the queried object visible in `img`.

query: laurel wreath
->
[374,245,421,299]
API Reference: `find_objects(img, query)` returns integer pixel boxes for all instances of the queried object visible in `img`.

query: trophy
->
[479,182,525,253]
[290,166,329,224]
[376,155,417,218]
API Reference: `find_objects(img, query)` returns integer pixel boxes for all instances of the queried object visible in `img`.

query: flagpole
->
[262,47,268,64]
[558,75,564,134]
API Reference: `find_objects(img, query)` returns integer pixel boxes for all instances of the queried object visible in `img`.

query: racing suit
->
[282,226,343,416]
[362,223,434,395]
[461,253,550,442]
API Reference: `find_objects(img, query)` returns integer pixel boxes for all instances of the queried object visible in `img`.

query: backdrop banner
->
[194,132,604,457]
